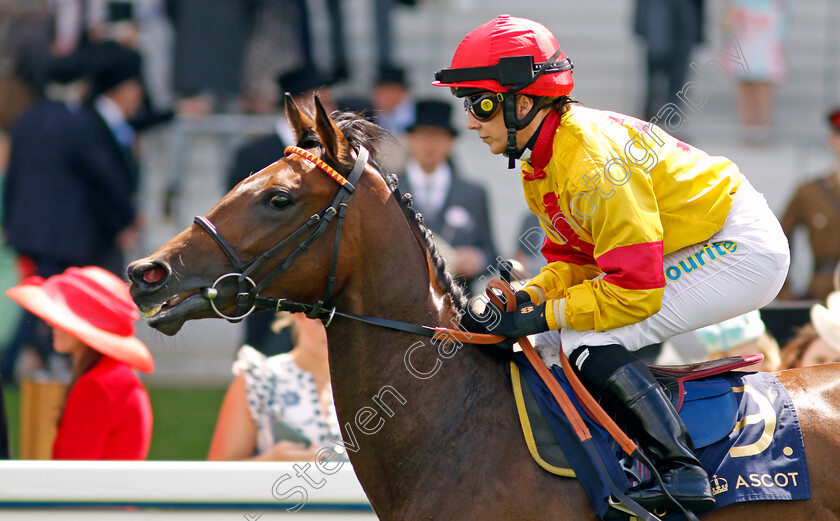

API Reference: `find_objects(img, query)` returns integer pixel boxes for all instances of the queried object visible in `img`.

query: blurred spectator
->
[240,0,347,114]
[84,40,145,246]
[694,310,781,371]
[82,1,140,48]
[127,0,177,111]
[1,48,140,382]
[633,0,705,121]
[2,53,90,382]
[372,64,413,172]
[0,0,54,130]
[779,292,840,369]
[397,99,497,295]
[721,0,793,144]
[227,66,335,356]
[793,290,840,363]
[372,64,413,134]
[227,67,335,190]
[227,66,336,191]
[301,0,348,81]
[207,313,343,462]
[372,0,420,71]
[6,266,154,460]
[168,0,249,110]
[84,40,165,136]
[50,1,186,118]
[87,1,175,109]
[335,94,375,120]
[779,323,840,369]
[87,2,198,129]
[779,108,840,300]
[240,0,304,114]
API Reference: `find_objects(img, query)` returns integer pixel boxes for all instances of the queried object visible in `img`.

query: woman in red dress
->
[7,266,154,459]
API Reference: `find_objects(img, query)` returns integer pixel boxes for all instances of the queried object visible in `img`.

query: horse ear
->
[312,95,353,169]
[284,93,315,144]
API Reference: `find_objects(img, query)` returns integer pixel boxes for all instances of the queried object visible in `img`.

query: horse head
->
[128,95,396,335]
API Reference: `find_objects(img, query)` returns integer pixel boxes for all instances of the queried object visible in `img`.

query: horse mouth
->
[138,289,206,335]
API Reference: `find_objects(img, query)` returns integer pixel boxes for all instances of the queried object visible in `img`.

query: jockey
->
[434,14,790,514]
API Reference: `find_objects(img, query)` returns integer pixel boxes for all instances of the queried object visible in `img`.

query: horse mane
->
[323,112,470,312]
[381,171,470,312]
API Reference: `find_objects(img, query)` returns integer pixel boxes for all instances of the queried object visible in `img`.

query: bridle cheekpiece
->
[194,144,369,324]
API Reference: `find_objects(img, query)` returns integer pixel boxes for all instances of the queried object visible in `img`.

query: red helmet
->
[433,14,573,97]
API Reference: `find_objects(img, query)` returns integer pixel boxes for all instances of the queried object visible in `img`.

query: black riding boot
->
[605,362,716,514]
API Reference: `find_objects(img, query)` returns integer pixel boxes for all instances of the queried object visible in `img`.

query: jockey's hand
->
[477,290,549,338]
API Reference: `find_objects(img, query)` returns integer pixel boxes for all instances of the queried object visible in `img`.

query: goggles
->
[464,92,504,121]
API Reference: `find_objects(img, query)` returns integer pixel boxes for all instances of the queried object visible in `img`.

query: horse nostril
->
[143,266,167,284]
[129,260,170,288]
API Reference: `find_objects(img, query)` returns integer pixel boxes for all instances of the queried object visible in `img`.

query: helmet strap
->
[503,95,520,169]
[501,94,556,169]
[500,46,567,169]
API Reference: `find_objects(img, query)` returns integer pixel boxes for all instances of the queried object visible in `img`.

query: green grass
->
[2,385,227,460]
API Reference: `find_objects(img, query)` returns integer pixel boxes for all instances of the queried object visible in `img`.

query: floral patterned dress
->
[233,345,343,456]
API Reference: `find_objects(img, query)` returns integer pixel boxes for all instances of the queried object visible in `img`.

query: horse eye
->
[268,193,293,210]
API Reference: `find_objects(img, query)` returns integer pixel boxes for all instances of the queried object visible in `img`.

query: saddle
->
[512,355,758,477]
[511,351,810,520]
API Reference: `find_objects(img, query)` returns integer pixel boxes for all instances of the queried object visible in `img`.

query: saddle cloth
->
[510,352,810,520]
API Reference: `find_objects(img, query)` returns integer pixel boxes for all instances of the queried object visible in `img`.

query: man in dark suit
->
[1,48,140,381]
[84,41,146,208]
[398,99,498,295]
[226,66,336,355]
[633,0,705,121]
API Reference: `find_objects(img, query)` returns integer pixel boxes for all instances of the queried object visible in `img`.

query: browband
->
[284,145,369,191]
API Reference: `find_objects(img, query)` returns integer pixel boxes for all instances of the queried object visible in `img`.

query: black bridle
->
[191,143,504,344]
[193,145,369,325]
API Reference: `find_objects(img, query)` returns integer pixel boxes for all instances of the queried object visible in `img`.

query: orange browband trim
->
[284,146,350,188]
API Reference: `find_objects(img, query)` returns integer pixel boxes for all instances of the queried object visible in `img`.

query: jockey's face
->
[465,93,543,157]
[465,92,508,155]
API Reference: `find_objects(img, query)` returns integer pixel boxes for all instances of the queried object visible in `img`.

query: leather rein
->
[193,144,504,345]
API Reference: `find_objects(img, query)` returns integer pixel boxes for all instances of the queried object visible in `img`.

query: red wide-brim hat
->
[6,266,154,373]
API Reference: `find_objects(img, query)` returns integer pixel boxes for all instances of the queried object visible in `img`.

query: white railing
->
[0,461,375,518]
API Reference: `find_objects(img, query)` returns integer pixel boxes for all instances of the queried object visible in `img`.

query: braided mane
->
[328,112,470,312]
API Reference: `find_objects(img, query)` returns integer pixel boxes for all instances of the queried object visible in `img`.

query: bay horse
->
[128,97,840,521]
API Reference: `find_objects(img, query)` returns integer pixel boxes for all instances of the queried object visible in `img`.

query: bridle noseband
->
[194,145,369,324]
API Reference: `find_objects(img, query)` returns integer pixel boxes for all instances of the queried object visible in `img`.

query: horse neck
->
[332,176,453,327]
[324,181,514,504]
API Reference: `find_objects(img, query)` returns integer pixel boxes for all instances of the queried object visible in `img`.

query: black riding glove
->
[478,290,550,338]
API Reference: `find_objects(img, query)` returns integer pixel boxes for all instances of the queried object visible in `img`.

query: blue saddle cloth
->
[511,353,810,520]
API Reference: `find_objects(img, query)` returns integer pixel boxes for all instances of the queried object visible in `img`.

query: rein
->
[193,144,505,344]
